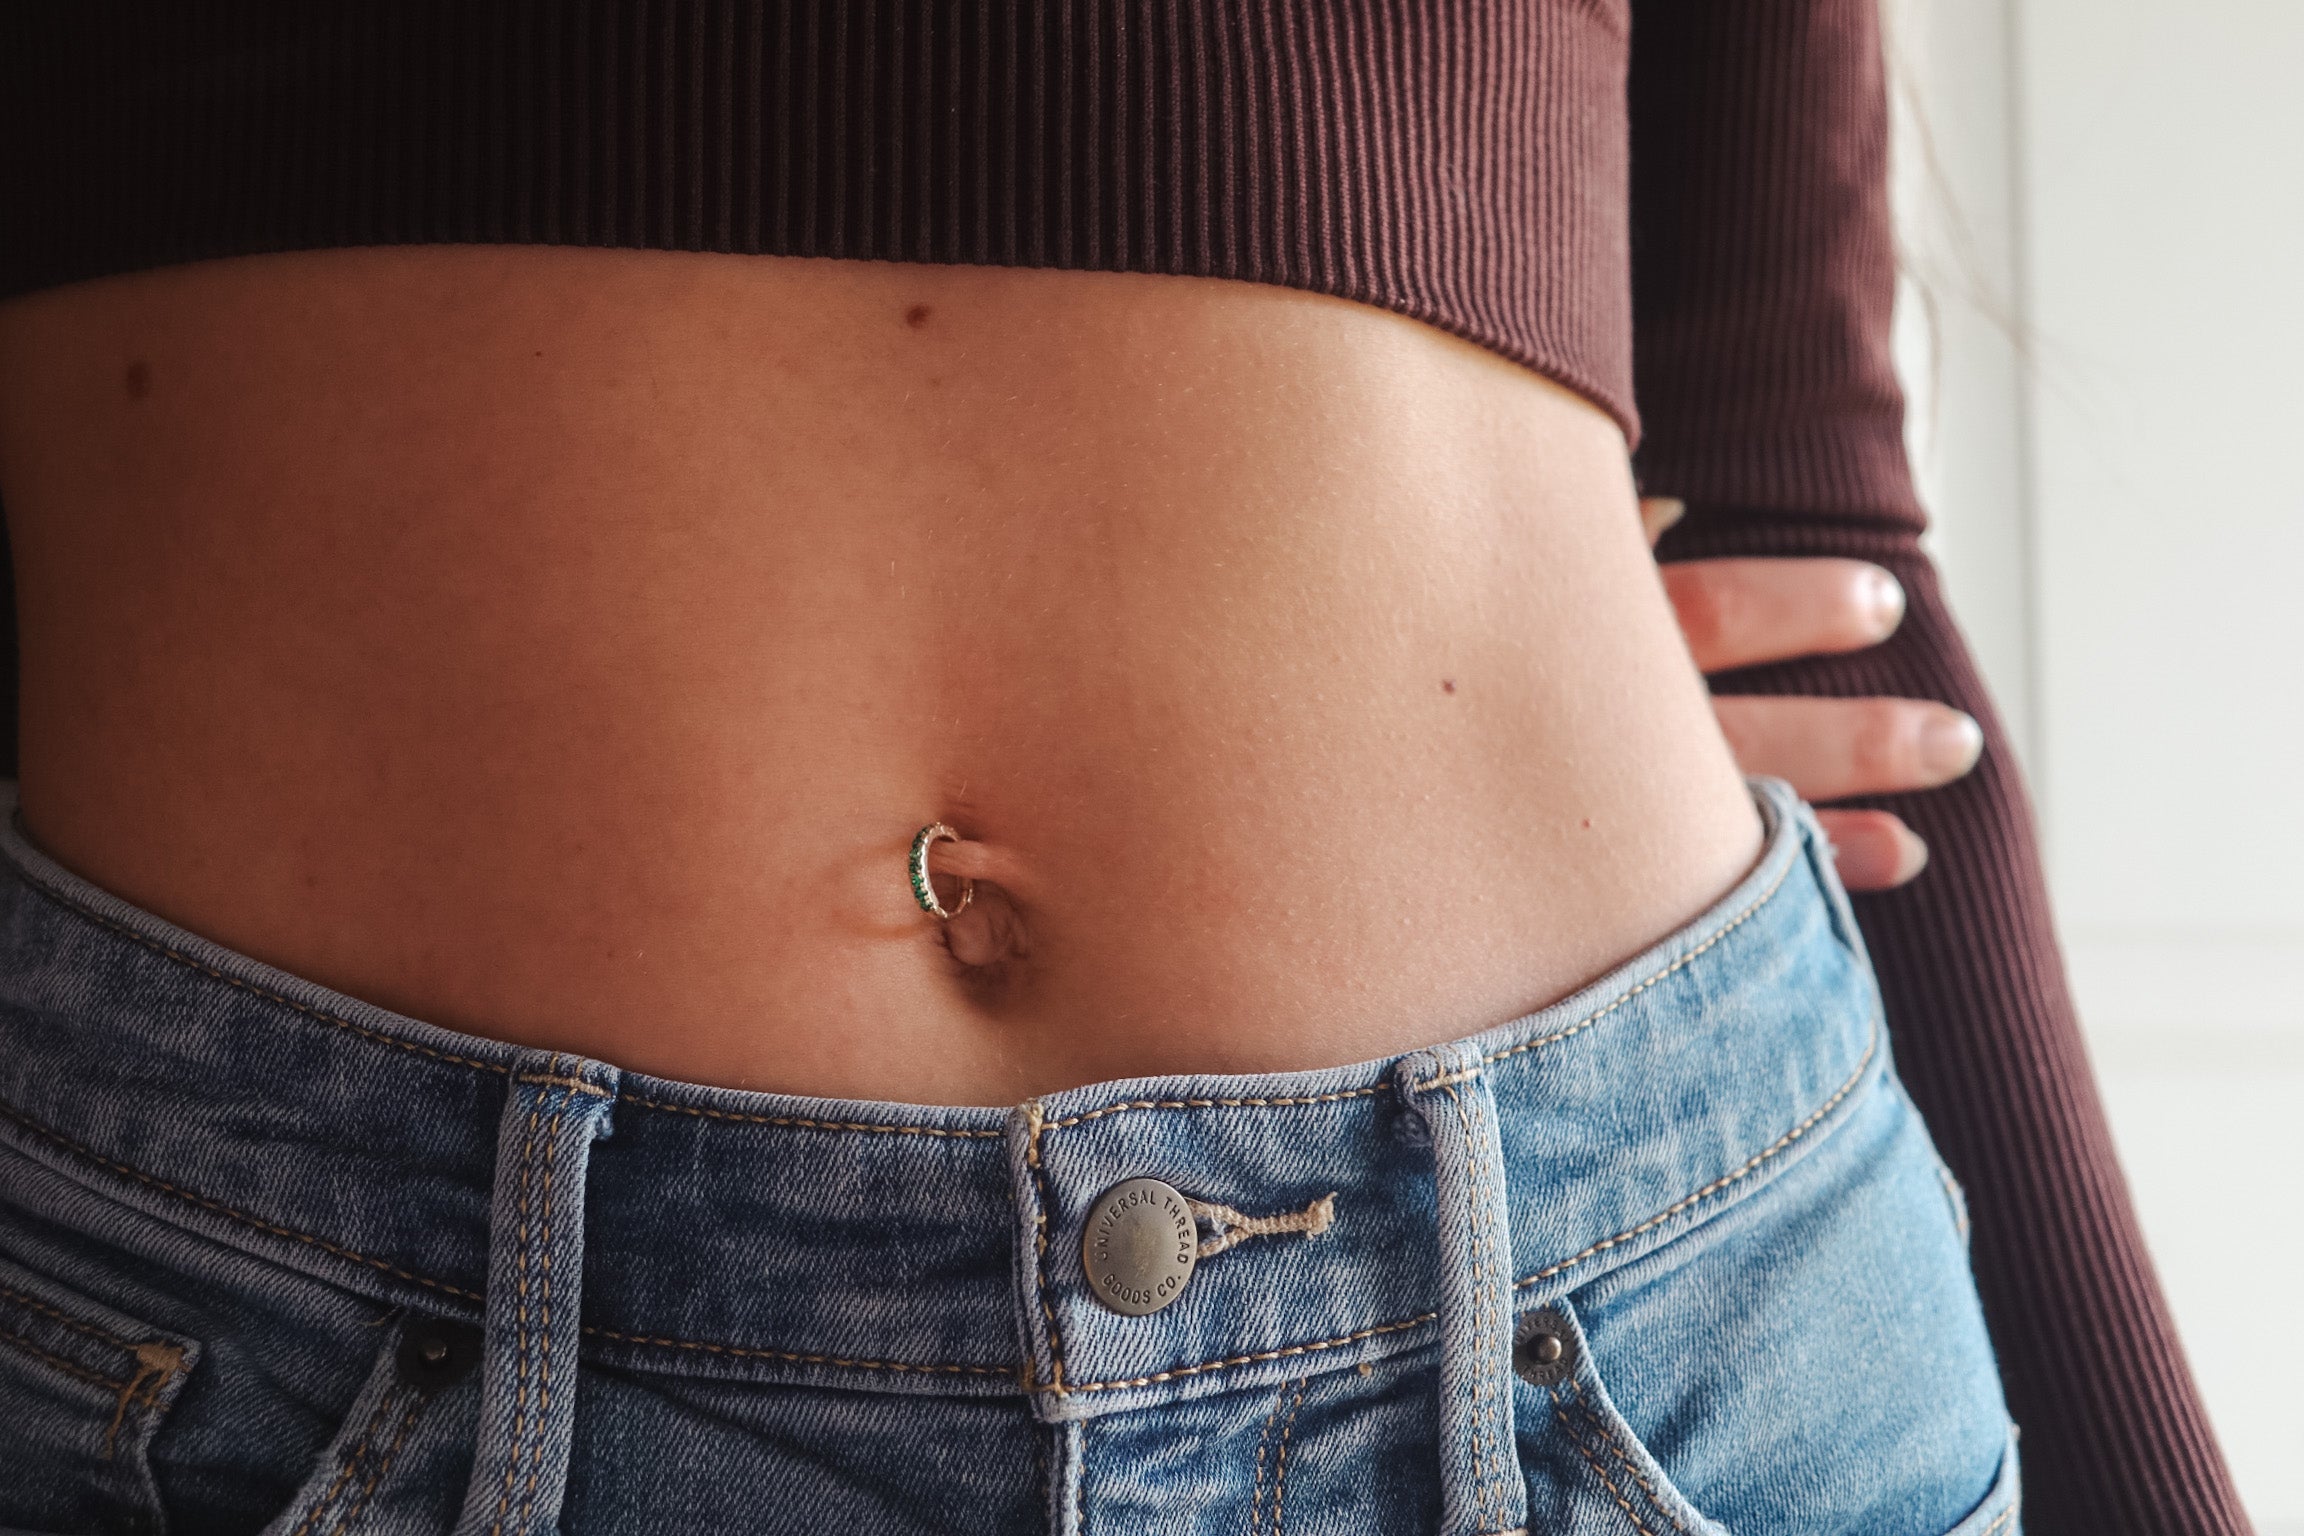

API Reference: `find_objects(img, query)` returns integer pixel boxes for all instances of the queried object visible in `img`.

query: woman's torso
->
[0,246,1757,1103]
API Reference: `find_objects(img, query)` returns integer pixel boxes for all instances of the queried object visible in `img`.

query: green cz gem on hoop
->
[910,822,974,920]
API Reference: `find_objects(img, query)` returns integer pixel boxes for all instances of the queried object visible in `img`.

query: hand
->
[1643,498,1984,892]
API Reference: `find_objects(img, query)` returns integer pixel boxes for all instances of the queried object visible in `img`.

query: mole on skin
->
[123,359,152,400]
[1441,678,1456,694]
[904,303,933,329]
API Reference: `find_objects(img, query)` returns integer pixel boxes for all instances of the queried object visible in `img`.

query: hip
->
[0,777,2015,1533]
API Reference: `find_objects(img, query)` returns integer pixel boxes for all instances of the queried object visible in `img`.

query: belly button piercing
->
[909,822,975,919]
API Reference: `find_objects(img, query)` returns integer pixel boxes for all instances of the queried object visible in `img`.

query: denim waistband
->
[0,777,1881,1427]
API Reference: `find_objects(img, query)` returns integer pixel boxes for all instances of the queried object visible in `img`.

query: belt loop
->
[1393,1043,1528,1536]
[1008,1097,1072,1419]
[452,1051,620,1536]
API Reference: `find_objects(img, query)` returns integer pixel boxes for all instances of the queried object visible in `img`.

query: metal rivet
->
[1512,1307,1576,1386]
[397,1317,483,1394]
[1082,1177,1199,1316]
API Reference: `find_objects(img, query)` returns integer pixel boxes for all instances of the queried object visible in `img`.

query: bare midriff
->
[0,247,1760,1105]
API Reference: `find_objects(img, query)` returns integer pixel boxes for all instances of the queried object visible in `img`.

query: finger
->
[1817,809,1929,891]
[1640,496,1686,547]
[1713,695,1985,800]
[1664,558,1906,673]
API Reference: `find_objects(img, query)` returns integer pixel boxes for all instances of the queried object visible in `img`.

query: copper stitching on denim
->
[6,792,1802,1165]
[514,1085,574,1536]
[1046,941,1872,1404]
[105,1343,185,1460]
[323,1392,426,1536]
[621,1095,1004,1136]
[3,999,1874,1406]
[0,1097,486,1304]
[4,839,1843,1407]
[0,1277,151,1356]
[0,1321,179,1462]
[0,1094,1017,1378]
[513,1072,608,1098]
[0,1318,125,1392]
[485,1098,546,1536]
[1035,1001,1867,1401]
[286,1392,401,1536]
[1271,1376,1309,1536]
[1589,1413,1690,1536]
[1550,1386,1660,1536]
[5,864,507,1074]
[1046,1085,1388,1130]
[1469,1085,1518,1533]
[7,1069,1434,1394]
[1440,1080,1503,1534]
[1249,1380,1286,1534]
[1937,1163,1971,1242]
[1472,1081,1513,1534]
[1559,1381,1691,1536]
[1511,1010,1879,1292]
[10,863,999,1140]
[1022,1101,1068,1394]
[1059,1312,1437,1395]
[1049,847,1799,1131]
[0,1276,188,1457]
[1476,853,1795,1074]
[1980,1496,2018,1536]
[578,1324,1008,1375]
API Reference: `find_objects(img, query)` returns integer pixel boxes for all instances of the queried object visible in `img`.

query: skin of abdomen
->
[0,246,1758,1104]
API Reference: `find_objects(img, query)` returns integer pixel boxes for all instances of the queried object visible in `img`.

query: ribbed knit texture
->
[0,1,2255,1529]
[1635,4,2251,1531]
[0,0,1636,435]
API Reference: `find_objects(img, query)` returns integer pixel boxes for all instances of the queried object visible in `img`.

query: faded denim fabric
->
[0,777,2018,1535]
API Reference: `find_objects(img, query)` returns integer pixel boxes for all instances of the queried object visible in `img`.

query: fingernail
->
[1863,566,1906,635]
[1893,823,1931,883]
[1920,710,1984,778]
[1639,497,1686,540]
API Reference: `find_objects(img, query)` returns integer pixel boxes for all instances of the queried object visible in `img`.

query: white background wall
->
[1886,0,2304,1525]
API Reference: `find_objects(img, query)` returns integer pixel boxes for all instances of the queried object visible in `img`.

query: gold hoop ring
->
[909,823,974,919]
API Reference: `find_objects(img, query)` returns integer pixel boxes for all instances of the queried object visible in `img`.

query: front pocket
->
[1942,1425,2021,1536]
[0,1253,202,1534]
[1513,1297,1731,1536]
[1517,1066,2015,1536]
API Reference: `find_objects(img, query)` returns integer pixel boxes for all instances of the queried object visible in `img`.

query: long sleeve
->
[1629,4,2251,1532]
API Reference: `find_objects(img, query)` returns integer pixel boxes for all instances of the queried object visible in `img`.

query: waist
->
[0,247,1757,1102]
[0,777,1873,1403]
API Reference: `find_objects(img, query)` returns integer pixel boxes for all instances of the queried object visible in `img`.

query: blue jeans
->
[0,777,2017,1535]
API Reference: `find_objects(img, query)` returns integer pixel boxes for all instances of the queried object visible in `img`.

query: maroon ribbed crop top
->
[7,2,1644,431]
[0,5,2253,1530]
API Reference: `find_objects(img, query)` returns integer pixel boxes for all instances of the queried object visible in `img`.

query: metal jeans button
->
[1082,1177,1198,1316]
